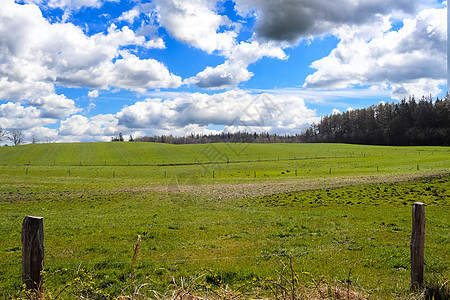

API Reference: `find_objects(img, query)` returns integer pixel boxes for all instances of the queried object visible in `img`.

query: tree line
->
[302,95,450,145]
[133,132,304,144]
[132,94,449,146]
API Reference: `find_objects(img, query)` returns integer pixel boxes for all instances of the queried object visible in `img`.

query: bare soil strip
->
[126,171,450,200]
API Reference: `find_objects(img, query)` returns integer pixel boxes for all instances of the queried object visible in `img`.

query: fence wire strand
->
[0,209,413,230]
[0,243,407,268]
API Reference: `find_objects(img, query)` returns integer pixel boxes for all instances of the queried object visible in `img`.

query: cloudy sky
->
[0,0,447,143]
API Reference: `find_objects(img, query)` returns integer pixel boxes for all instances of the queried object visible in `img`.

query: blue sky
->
[0,0,447,142]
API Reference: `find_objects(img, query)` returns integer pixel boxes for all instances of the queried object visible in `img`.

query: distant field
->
[0,142,449,167]
[0,142,449,298]
[0,142,449,191]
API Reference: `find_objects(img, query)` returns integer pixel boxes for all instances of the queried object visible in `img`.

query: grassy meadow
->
[0,142,449,299]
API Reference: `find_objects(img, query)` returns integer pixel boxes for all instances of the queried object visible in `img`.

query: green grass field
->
[0,142,449,299]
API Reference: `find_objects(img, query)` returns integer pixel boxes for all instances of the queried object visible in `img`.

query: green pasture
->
[0,142,448,168]
[0,143,449,193]
[0,143,449,298]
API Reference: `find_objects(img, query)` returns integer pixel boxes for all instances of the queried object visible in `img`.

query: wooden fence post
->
[411,202,425,290]
[22,216,44,294]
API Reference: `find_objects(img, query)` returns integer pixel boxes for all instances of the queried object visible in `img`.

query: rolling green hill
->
[0,141,449,167]
[0,142,448,193]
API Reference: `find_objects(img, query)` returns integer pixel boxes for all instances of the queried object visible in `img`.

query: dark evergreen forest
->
[303,95,450,145]
[129,94,449,146]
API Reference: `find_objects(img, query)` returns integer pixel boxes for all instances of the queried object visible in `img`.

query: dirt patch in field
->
[126,171,450,200]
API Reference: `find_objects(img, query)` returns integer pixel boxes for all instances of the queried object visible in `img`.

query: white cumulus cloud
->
[27,93,81,119]
[188,41,288,89]
[303,6,447,98]
[0,0,181,100]
[0,102,53,130]
[116,90,318,135]
[0,93,80,132]
[58,114,123,141]
[152,0,239,54]
[88,90,99,98]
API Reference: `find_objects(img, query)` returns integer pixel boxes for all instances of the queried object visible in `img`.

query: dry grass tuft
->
[131,235,141,268]
[116,256,374,300]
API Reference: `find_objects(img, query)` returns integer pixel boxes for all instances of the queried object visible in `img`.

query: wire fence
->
[2,202,442,299]
[0,211,415,268]
[0,153,393,168]
[2,243,404,268]
[0,210,407,230]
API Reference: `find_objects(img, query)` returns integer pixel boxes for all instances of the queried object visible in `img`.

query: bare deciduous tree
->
[44,136,54,143]
[7,129,25,146]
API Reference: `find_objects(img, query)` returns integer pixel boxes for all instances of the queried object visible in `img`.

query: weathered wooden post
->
[411,202,425,290]
[22,216,44,294]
